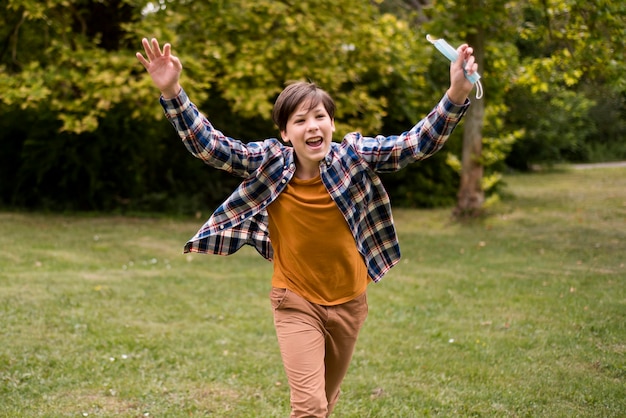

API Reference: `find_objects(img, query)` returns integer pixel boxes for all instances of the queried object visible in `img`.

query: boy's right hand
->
[136,38,182,99]
[446,44,477,104]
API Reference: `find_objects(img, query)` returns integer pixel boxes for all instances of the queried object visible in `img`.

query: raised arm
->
[136,38,271,177]
[136,38,183,99]
[354,43,477,172]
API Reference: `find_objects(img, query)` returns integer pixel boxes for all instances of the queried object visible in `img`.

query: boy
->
[137,37,477,417]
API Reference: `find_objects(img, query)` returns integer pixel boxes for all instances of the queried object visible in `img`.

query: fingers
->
[453,46,466,72]
[136,51,149,68]
[138,38,167,61]
[141,38,154,60]
[150,38,163,57]
[464,56,477,74]
[136,38,155,69]
[462,46,477,73]
[454,44,478,74]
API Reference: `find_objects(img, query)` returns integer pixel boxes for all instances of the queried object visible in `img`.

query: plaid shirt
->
[161,89,468,283]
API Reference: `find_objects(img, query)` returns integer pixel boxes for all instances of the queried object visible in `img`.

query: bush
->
[381,151,459,208]
[0,103,240,214]
[583,83,626,162]
[505,87,597,170]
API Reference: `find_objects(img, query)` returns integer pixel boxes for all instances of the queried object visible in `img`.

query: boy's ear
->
[280,130,290,143]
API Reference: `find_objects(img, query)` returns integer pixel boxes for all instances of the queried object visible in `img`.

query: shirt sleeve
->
[160,88,269,177]
[353,94,470,173]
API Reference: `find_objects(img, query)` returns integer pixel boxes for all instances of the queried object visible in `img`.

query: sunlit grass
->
[1,166,625,417]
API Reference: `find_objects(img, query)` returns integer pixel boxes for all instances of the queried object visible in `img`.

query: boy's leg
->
[271,288,329,418]
[271,288,369,417]
[324,291,368,415]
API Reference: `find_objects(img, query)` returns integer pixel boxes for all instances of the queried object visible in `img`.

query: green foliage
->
[169,0,429,135]
[0,0,143,133]
[582,83,626,162]
[0,103,239,212]
[516,0,626,93]
[1,0,452,211]
[382,152,460,208]
[1,0,625,211]
[505,85,597,169]
[503,0,626,169]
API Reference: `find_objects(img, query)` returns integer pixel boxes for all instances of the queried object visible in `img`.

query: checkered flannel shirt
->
[161,89,469,283]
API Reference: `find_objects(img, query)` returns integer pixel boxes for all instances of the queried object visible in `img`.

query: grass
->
[1,166,624,417]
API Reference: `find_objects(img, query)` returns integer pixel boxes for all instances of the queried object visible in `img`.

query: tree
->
[455,25,486,215]
[421,0,521,217]
[506,0,626,168]
[420,0,626,214]
[0,0,436,211]
[0,0,431,135]
[2,0,623,212]
[0,0,144,133]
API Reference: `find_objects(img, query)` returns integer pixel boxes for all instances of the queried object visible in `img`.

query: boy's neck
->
[294,162,321,180]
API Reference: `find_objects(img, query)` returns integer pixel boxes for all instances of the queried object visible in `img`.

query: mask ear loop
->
[474,79,483,100]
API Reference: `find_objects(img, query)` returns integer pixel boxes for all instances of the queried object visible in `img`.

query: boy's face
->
[281,100,335,171]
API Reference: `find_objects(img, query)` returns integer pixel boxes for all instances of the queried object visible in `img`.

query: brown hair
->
[272,81,336,132]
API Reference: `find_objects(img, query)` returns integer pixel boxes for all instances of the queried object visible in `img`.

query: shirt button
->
[281,179,287,184]
[219,225,225,230]
[240,214,245,219]
[289,163,295,169]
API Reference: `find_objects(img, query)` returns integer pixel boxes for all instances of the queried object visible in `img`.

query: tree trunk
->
[454,29,485,218]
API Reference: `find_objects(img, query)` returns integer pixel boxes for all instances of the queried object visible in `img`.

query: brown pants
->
[270,287,369,418]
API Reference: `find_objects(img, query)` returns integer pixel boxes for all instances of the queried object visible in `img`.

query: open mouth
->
[306,137,323,148]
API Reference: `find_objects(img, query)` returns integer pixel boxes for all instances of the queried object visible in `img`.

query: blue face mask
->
[427,34,483,99]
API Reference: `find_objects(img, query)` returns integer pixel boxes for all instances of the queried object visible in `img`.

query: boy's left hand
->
[447,44,478,104]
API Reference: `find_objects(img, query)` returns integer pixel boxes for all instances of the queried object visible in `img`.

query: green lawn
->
[1,166,624,417]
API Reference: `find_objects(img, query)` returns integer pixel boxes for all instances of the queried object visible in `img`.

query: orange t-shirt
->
[267,175,369,305]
